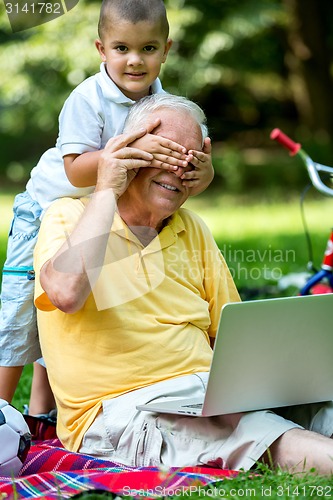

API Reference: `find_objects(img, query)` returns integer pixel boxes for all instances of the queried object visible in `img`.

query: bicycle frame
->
[270,128,333,197]
[270,128,333,295]
[300,229,333,295]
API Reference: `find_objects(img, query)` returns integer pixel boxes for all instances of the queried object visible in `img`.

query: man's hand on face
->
[96,129,154,198]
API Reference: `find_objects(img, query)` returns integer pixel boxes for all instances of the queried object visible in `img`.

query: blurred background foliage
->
[1,0,333,196]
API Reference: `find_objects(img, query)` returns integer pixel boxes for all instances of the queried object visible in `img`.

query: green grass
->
[1,191,333,497]
[185,192,333,296]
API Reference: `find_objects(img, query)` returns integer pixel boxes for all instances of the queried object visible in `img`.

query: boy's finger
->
[157,138,187,154]
[188,150,206,163]
[160,148,188,159]
[181,170,198,180]
[153,154,189,168]
[181,178,199,188]
[203,137,212,154]
[188,137,211,156]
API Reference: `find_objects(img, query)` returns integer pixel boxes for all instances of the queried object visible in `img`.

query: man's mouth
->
[156,182,179,192]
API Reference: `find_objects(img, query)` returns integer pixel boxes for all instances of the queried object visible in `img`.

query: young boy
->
[0,0,214,415]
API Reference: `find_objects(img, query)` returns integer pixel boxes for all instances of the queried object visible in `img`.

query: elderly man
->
[34,94,333,473]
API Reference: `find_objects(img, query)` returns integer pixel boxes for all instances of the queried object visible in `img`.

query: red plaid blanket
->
[0,438,236,499]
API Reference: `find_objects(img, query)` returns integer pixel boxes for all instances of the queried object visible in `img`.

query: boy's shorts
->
[0,190,42,365]
[80,373,333,470]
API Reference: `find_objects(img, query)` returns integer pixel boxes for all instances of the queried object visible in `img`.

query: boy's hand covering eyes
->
[181,137,214,195]
[129,118,191,171]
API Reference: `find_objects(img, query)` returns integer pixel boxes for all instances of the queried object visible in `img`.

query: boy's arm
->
[64,151,103,188]
[181,137,214,196]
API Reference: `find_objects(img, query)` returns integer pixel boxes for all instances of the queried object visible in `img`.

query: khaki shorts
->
[80,373,333,471]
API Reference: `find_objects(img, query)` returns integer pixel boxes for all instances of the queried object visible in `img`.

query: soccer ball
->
[0,399,31,476]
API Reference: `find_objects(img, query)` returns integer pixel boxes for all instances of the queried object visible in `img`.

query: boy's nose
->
[127,53,143,66]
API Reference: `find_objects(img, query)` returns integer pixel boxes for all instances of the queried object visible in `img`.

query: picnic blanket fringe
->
[0,440,236,499]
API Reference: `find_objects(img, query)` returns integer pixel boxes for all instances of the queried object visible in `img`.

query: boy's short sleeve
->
[58,91,104,156]
[34,198,85,311]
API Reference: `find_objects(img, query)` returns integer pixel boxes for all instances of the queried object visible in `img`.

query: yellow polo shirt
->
[34,197,240,451]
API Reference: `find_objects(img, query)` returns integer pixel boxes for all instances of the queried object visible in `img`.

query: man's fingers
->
[115,147,153,163]
[104,128,148,152]
[124,158,153,170]
[99,146,152,164]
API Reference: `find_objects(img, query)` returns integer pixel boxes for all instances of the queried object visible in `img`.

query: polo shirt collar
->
[112,210,186,252]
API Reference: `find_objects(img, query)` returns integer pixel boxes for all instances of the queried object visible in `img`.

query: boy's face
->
[95,20,172,101]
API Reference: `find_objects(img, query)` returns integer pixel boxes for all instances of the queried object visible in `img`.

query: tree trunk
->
[283,0,333,137]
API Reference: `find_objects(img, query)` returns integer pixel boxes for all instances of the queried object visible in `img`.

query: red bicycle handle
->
[270,128,301,156]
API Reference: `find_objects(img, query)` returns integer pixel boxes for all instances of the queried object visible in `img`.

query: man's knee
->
[261,428,333,474]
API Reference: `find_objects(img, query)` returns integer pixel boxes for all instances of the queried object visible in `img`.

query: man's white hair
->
[124,93,208,141]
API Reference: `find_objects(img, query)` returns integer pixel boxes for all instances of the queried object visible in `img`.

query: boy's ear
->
[162,38,173,63]
[95,39,106,61]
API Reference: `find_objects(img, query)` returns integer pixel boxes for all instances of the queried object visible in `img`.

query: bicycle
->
[270,128,333,295]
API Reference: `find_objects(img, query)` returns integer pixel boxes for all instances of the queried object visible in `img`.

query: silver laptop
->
[136,293,333,416]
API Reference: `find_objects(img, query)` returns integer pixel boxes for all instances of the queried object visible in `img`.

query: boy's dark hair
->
[98,0,169,41]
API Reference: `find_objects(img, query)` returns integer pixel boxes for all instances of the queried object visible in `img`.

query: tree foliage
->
[1,0,333,186]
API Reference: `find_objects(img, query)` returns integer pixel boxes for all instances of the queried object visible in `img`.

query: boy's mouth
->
[126,72,146,78]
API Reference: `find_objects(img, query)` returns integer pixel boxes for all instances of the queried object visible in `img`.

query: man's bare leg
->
[265,428,333,475]
[0,366,23,402]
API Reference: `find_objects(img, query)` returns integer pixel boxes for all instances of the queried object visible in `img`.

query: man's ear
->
[162,38,173,63]
[95,39,106,61]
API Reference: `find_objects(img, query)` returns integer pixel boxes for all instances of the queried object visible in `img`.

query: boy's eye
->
[115,45,128,52]
[143,45,157,52]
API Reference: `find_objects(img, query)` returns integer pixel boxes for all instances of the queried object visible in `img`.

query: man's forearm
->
[40,188,117,313]
[40,128,153,313]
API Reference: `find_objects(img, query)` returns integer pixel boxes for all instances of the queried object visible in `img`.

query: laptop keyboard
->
[181,403,203,409]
